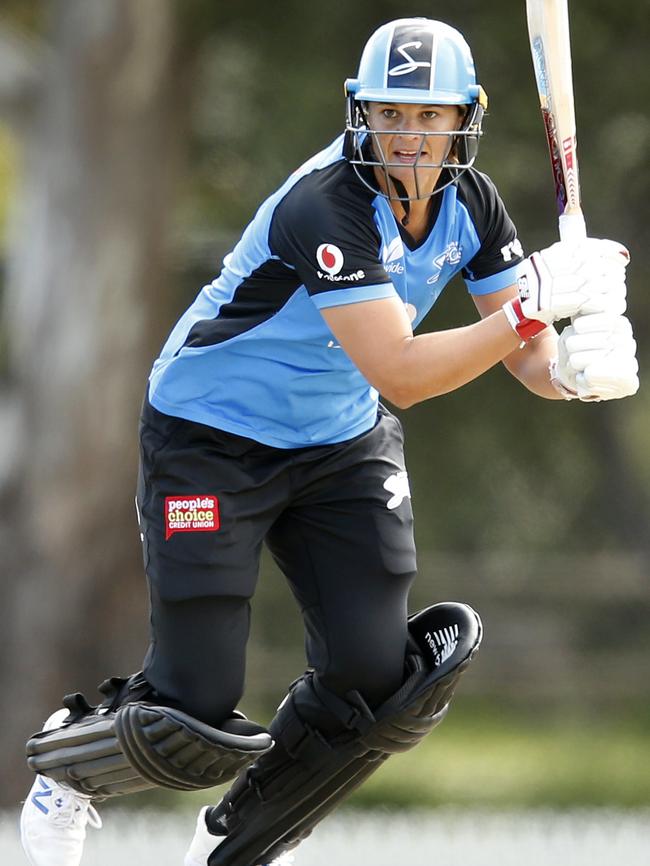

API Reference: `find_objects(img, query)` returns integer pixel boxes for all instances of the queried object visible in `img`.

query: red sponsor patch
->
[316,243,344,276]
[164,495,220,540]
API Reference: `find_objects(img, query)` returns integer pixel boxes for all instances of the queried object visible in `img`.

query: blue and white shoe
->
[184,807,224,866]
[20,710,102,866]
[184,806,294,866]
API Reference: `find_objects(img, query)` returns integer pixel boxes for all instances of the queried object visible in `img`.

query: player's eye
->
[421,110,438,120]
[381,108,399,120]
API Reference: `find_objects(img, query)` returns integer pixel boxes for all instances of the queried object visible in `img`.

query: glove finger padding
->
[577,355,640,400]
[554,313,639,401]
[574,282,627,317]
[563,313,636,371]
[540,238,629,271]
[583,238,630,268]
[556,238,630,273]
[521,238,629,324]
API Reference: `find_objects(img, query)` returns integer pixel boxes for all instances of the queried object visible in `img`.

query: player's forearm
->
[501,327,563,399]
[384,309,521,407]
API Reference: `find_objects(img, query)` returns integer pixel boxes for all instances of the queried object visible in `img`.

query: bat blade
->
[526,0,586,241]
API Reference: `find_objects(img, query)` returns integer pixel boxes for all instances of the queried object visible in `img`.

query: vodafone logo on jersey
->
[316,243,345,276]
[316,243,366,283]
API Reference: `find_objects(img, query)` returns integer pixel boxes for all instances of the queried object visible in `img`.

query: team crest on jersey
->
[164,495,220,540]
[427,241,463,285]
[316,243,344,276]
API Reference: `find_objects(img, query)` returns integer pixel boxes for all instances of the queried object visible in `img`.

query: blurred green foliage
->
[0,126,17,251]
[353,703,650,809]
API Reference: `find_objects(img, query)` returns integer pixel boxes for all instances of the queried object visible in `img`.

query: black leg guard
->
[207,602,482,866]
[26,673,273,799]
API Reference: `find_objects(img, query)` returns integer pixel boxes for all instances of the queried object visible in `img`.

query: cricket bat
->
[526,0,587,243]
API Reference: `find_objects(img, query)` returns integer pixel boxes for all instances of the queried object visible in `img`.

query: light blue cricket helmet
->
[344,18,489,200]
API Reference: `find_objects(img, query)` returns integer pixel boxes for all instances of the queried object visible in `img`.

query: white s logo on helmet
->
[388,41,432,77]
[316,244,344,276]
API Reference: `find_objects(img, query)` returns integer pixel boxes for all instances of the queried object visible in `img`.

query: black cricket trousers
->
[136,397,418,729]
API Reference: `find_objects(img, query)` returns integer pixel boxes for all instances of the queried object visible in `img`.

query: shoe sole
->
[19,805,40,866]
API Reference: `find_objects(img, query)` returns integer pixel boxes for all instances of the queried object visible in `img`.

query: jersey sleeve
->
[268,173,396,310]
[459,171,527,295]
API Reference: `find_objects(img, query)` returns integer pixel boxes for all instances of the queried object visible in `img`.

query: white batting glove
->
[550,312,640,401]
[502,239,629,343]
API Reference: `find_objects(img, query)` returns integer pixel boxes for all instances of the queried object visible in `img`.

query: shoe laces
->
[48,790,102,831]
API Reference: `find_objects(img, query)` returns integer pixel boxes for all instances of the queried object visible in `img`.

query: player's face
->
[365,102,464,197]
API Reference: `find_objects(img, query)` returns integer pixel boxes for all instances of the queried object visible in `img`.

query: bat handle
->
[559,210,588,326]
[559,210,587,243]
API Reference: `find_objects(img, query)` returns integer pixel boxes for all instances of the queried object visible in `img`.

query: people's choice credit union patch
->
[164,495,220,540]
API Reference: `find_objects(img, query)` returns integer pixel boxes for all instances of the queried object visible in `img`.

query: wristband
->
[502,297,547,345]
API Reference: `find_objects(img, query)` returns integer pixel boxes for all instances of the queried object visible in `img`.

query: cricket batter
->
[20,18,638,866]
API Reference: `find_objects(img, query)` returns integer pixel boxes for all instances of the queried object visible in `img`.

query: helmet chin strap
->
[388,175,411,226]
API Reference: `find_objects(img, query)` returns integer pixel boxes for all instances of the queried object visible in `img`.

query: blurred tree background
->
[0,0,648,810]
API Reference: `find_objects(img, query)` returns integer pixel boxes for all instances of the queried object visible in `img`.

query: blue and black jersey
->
[149,134,525,448]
